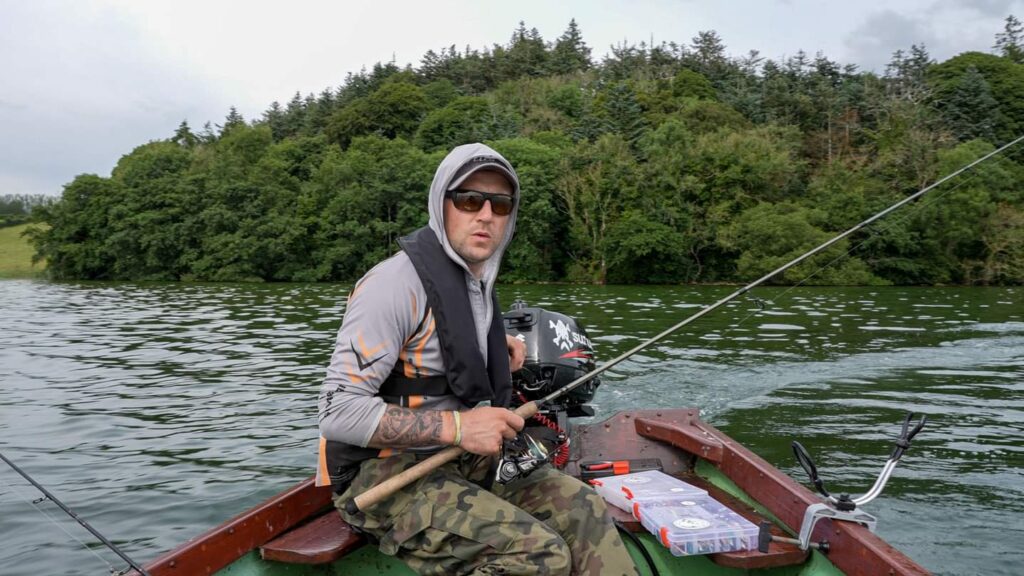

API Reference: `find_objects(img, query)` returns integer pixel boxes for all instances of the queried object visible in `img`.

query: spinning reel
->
[495,427,568,484]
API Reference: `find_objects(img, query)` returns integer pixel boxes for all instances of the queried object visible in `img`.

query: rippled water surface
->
[1,280,1021,575]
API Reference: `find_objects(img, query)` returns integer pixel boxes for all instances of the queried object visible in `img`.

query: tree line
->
[29,18,1024,284]
[2,194,54,228]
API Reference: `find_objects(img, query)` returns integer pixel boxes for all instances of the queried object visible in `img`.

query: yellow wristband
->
[452,410,462,447]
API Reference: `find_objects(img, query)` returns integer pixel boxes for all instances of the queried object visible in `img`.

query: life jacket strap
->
[379,375,451,397]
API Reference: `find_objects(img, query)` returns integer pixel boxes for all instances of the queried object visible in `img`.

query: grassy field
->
[0,223,45,279]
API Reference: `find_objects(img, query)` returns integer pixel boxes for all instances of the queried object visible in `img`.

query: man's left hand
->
[506,334,525,372]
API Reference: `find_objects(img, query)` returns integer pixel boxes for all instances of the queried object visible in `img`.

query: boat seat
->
[260,510,365,564]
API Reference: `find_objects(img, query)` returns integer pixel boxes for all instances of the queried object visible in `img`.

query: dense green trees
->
[29,19,1024,285]
[929,52,1024,143]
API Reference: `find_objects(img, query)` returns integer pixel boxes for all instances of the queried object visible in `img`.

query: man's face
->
[443,169,514,277]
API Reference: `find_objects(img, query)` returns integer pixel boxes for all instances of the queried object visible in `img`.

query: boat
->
[129,144,1006,576]
[133,407,930,575]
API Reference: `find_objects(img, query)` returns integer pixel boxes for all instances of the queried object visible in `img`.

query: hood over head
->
[427,143,520,286]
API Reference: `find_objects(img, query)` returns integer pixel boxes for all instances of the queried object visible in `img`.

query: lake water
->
[0,280,1021,575]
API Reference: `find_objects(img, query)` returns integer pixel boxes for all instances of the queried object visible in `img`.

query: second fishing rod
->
[345,134,1024,515]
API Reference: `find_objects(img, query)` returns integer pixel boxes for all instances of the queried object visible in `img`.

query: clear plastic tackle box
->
[636,497,760,556]
[589,470,708,517]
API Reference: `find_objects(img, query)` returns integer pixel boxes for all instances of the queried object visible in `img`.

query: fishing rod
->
[345,134,1024,515]
[0,451,152,576]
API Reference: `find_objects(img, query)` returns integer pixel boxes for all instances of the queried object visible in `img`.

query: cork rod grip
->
[344,401,539,515]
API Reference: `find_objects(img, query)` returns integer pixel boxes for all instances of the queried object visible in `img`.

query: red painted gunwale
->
[631,408,930,576]
[136,479,333,575]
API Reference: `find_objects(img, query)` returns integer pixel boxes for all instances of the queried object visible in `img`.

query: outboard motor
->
[503,299,599,417]
[494,300,599,484]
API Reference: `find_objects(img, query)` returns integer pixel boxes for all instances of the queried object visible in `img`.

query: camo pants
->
[335,452,637,576]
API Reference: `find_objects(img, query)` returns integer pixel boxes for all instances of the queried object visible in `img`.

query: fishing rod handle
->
[345,401,540,515]
[345,446,461,514]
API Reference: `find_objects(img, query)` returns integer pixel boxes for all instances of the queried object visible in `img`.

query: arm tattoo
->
[369,405,445,448]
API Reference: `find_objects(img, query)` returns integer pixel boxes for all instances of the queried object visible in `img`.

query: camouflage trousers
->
[335,452,637,576]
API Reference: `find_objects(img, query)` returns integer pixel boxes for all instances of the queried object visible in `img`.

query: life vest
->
[320,226,512,490]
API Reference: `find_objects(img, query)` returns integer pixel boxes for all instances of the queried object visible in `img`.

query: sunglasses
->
[446,189,516,216]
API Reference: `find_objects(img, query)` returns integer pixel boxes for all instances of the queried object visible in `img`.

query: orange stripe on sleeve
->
[398,356,415,378]
[357,332,386,358]
[344,359,370,384]
[377,448,394,458]
[399,350,415,377]
[316,436,330,487]
[400,291,420,378]
[413,314,436,375]
[408,395,423,409]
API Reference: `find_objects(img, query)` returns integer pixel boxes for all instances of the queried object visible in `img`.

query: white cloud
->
[843,1,1019,72]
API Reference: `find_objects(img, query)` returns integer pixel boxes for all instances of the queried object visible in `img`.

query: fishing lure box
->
[636,498,760,556]
[589,470,707,515]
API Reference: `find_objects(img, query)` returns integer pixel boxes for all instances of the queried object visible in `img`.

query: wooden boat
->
[134,408,930,575]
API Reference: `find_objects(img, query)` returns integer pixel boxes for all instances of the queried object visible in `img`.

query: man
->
[317,143,636,575]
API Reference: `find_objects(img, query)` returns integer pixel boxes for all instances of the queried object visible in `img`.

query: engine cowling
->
[503,299,599,416]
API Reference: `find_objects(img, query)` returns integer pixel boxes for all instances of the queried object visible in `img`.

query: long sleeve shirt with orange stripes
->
[316,250,477,449]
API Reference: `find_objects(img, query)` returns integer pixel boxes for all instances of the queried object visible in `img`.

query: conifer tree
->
[172,120,197,148]
[420,49,446,80]
[502,21,548,79]
[994,15,1024,64]
[550,19,591,74]
[281,92,307,138]
[941,65,1000,142]
[199,121,217,144]
[220,106,246,135]
[687,30,730,85]
[262,101,287,141]
[603,82,647,148]
[303,89,336,135]
[885,44,933,102]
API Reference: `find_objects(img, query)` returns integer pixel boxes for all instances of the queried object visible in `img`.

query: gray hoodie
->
[316,144,519,484]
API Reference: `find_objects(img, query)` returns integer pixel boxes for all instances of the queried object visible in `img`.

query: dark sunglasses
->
[446,189,516,216]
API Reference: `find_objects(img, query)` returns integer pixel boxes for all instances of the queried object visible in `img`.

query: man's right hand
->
[457,406,525,456]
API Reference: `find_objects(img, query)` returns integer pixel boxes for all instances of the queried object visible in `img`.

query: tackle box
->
[636,497,760,556]
[589,470,707,516]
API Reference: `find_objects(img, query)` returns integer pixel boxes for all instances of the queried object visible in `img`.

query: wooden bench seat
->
[261,510,365,564]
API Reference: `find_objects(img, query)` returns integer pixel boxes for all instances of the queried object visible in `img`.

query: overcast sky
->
[2,0,1021,197]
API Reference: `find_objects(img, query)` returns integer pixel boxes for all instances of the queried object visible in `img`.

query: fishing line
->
[0,452,151,576]
[0,475,118,574]
[709,136,1024,347]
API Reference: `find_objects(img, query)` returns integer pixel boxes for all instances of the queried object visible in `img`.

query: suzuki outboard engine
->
[496,299,600,483]
[503,299,600,417]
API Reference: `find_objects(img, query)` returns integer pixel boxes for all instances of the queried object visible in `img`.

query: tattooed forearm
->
[368,405,449,448]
